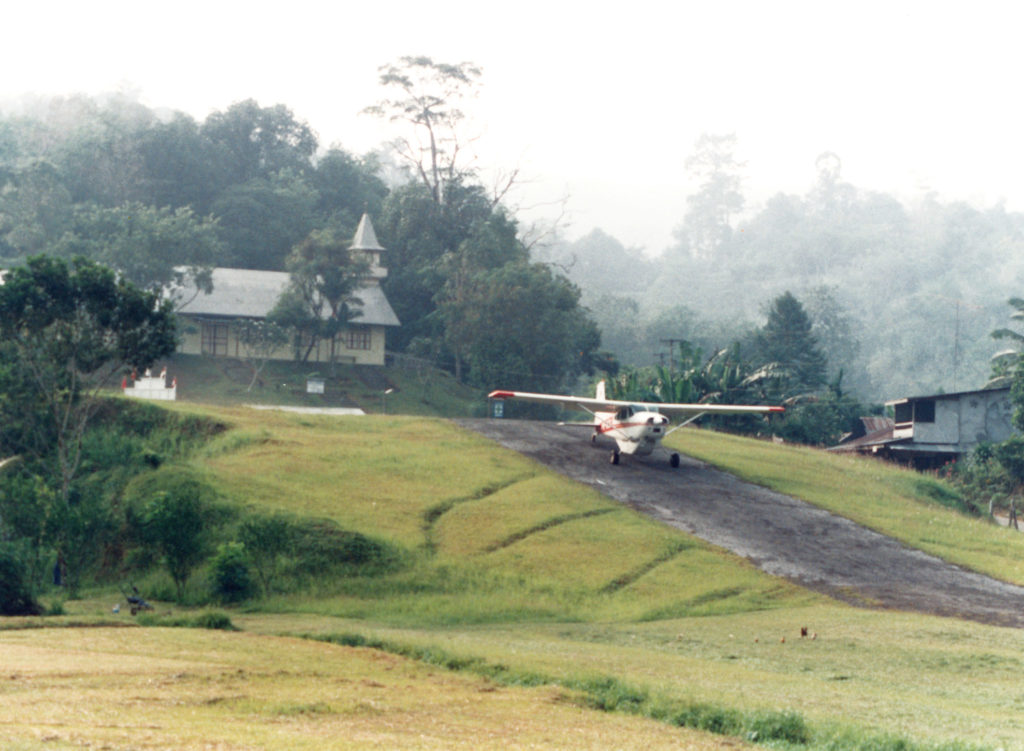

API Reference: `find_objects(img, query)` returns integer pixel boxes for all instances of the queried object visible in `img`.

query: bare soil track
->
[456,418,1024,629]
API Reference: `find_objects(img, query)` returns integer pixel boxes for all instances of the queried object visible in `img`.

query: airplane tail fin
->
[595,380,606,401]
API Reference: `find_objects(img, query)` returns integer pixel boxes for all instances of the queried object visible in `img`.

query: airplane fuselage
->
[594,405,670,456]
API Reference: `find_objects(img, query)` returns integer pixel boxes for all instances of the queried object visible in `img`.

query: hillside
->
[10,403,1024,749]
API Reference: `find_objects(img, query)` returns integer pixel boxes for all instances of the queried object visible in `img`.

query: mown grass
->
[668,428,1024,586]
[243,605,1017,751]
[0,626,737,750]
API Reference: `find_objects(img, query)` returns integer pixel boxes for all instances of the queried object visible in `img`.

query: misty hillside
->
[534,148,1022,403]
[1,90,1019,407]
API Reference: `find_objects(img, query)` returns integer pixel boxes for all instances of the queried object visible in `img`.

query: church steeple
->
[350,213,387,282]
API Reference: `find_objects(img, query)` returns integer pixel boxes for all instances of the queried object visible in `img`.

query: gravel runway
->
[456,418,1024,628]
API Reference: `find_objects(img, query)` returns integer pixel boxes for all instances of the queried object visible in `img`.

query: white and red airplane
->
[488,381,784,467]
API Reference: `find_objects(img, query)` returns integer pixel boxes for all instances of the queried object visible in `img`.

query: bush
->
[0,547,42,615]
[209,542,254,603]
[125,468,219,601]
[289,518,393,576]
[941,442,1019,515]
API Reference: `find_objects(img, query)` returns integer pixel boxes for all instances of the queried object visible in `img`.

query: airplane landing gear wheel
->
[670,453,680,468]
[610,450,620,465]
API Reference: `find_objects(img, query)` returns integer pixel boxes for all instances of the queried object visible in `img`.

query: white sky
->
[3,0,1023,254]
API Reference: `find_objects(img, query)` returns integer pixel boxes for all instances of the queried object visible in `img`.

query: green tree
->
[0,255,177,504]
[211,172,318,270]
[139,486,209,601]
[269,226,369,363]
[311,148,388,229]
[135,112,224,212]
[52,202,221,295]
[0,547,42,615]
[209,542,254,603]
[754,291,828,397]
[200,99,318,184]
[0,160,73,256]
[237,513,293,595]
[235,319,289,391]
[992,297,1024,429]
[448,261,600,391]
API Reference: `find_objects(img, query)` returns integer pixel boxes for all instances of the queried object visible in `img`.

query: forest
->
[2,59,1023,440]
[536,139,1024,405]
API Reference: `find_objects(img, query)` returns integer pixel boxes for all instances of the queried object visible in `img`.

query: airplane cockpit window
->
[615,405,658,420]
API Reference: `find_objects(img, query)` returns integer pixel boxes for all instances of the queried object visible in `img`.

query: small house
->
[830,387,1016,469]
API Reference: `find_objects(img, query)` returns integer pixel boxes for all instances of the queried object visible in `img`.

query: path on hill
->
[455,418,1024,629]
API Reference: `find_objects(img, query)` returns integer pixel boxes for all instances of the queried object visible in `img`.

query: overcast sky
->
[3,0,1021,254]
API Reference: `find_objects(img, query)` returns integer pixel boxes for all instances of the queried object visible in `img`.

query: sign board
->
[306,378,325,395]
[492,400,504,419]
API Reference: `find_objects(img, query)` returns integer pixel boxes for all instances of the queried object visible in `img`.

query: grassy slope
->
[178,406,1024,748]
[24,403,1024,749]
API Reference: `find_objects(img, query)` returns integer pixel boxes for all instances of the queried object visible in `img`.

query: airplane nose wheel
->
[670,453,680,468]
[610,449,620,465]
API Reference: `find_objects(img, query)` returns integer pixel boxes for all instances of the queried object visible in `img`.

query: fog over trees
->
[535,142,1023,403]
[1,77,1019,407]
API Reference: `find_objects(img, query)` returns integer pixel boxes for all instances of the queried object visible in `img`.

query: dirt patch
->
[456,418,1024,629]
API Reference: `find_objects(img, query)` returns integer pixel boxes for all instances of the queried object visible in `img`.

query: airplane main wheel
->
[610,450,620,465]
[670,453,681,468]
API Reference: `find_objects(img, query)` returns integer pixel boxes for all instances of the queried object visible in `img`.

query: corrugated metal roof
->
[886,386,1010,407]
[175,267,400,327]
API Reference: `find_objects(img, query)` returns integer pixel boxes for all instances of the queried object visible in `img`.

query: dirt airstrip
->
[456,418,1024,629]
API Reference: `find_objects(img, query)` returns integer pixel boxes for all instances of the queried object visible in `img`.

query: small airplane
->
[488,381,784,467]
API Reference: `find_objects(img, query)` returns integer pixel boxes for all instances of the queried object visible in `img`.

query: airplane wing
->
[487,390,784,417]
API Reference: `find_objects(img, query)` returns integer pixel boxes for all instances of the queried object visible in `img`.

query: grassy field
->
[11,404,1024,749]
[0,626,740,750]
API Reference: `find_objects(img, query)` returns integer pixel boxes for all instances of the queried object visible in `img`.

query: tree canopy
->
[0,256,177,501]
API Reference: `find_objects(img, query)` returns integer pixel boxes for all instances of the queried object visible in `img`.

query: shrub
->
[209,542,254,603]
[125,468,218,601]
[0,547,42,615]
[289,518,392,575]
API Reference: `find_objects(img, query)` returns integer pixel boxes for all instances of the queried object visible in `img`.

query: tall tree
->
[364,56,482,206]
[0,160,73,256]
[135,113,224,212]
[992,297,1024,428]
[754,291,828,396]
[680,133,745,260]
[311,148,388,229]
